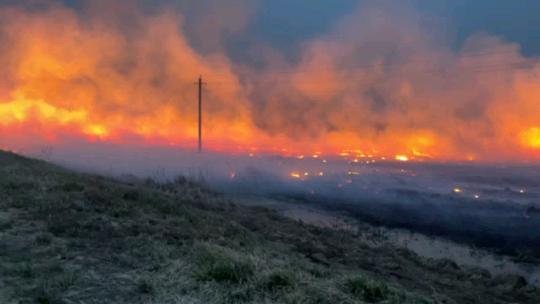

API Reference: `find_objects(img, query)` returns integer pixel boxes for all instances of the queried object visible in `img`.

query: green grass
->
[136,277,157,295]
[345,275,391,303]
[14,262,35,279]
[193,243,255,284]
[262,270,295,291]
[35,233,53,246]
[0,150,537,303]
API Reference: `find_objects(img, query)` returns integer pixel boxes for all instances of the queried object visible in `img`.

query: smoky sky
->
[4,0,539,61]
[1,0,540,161]
[178,0,540,65]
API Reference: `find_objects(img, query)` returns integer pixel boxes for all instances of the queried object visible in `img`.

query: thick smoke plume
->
[1,0,540,161]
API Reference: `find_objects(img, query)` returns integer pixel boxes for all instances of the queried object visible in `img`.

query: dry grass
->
[0,151,537,303]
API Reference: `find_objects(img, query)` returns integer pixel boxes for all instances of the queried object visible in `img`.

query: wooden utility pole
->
[197,76,205,153]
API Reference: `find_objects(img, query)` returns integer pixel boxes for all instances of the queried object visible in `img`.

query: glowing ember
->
[290,172,302,179]
[395,155,409,162]
[412,150,432,158]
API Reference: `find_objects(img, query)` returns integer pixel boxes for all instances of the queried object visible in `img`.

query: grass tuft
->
[35,233,53,246]
[193,243,254,284]
[262,270,295,291]
[61,182,85,192]
[15,262,35,279]
[345,275,391,303]
[137,277,157,295]
[122,190,140,201]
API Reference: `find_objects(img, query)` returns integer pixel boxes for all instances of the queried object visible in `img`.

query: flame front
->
[1,2,540,162]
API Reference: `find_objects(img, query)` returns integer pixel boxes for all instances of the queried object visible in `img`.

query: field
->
[0,150,538,303]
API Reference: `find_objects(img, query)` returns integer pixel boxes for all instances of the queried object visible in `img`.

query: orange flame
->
[0,3,540,162]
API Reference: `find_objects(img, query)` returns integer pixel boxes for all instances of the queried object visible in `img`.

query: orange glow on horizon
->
[395,155,410,162]
[0,3,540,162]
[84,124,109,138]
[522,127,540,149]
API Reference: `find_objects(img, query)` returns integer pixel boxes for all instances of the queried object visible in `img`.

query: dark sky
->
[251,0,540,56]
[2,0,540,56]
[411,0,540,56]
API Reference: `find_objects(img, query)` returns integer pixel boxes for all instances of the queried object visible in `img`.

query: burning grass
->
[0,150,538,303]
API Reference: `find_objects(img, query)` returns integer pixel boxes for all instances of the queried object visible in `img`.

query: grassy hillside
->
[0,151,538,303]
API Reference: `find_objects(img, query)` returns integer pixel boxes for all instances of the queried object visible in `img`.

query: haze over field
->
[3,2,540,303]
[1,0,540,161]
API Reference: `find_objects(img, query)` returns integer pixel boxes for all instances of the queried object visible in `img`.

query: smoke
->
[2,0,539,259]
[246,1,540,160]
[31,139,540,256]
[0,0,254,151]
[1,0,540,161]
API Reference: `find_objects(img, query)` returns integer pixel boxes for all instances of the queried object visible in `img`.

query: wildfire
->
[412,150,432,158]
[0,2,540,162]
[522,128,540,149]
[395,155,410,162]
[84,124,109,137]
[290,172,302,179]
[0,94,87,125]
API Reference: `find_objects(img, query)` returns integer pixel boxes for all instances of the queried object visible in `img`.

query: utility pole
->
[196,75,205,153]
